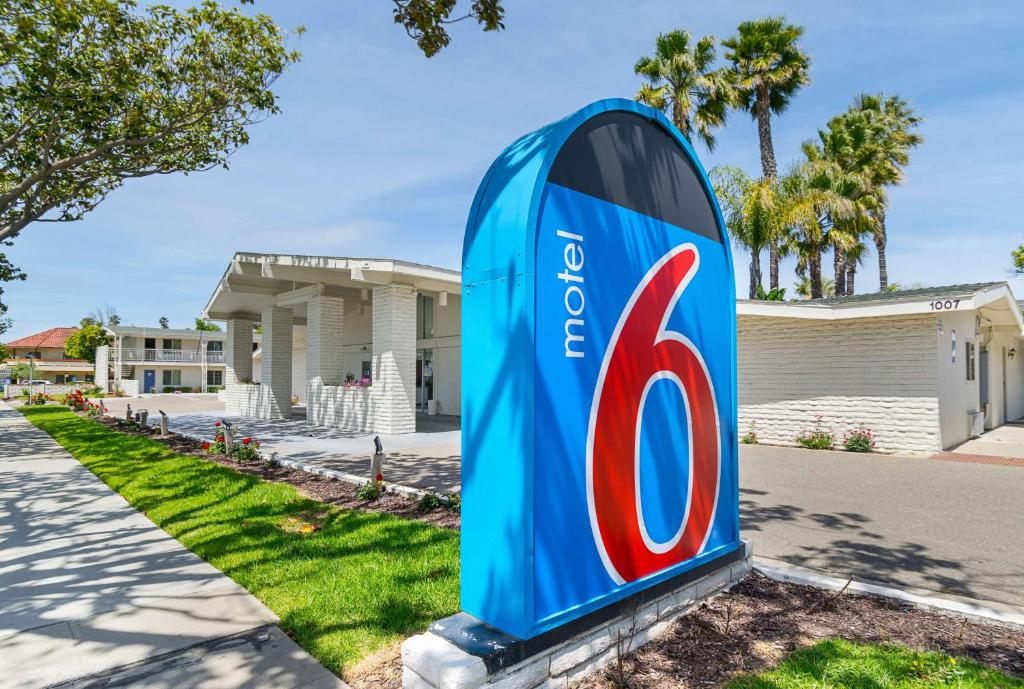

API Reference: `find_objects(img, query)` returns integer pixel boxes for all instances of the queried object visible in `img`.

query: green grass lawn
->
[20,406,460,676]
[728,639,1023,689]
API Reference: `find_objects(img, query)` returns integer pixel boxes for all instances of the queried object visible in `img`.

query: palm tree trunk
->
[749,248,762,299]
[847,261,857,295]
[809,248,823,300]
[833,248,846,297]
[875,211,888,291]
[754,86,780,291]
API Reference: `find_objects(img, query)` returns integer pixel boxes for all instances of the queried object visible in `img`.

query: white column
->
[225,319,253,385]
[261,306,293,420]
[306,295,345,427]
[371,285,417,434]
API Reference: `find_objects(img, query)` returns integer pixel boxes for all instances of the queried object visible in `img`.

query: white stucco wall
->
[737,313,942,454]
[934,310,980,448]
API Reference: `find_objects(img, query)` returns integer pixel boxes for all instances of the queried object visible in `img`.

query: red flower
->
[214,421,221,427]
[242,437,251,445]
[202,442,210,450]
[375,473,383,482]
[103,407,108,412]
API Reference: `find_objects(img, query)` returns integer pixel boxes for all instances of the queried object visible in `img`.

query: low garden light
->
[1009,348,1016,360]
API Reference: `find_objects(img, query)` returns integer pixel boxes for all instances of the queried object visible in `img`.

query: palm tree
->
[711,165,787,298]
[851,93,923,291]
[803,110,884,297]
[722,17,811,291]
[634,30,732,151]
[782,161,860,300]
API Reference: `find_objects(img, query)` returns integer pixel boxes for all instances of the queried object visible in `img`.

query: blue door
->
[143,369,156,393]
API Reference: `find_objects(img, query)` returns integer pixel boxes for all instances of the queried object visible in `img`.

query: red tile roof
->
[6,327,79,349]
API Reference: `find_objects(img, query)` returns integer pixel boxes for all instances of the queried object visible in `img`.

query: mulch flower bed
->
[576,572,1024,688]
[88,414,460,530]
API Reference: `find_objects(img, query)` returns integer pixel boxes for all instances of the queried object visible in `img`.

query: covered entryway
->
[203,253,461,435]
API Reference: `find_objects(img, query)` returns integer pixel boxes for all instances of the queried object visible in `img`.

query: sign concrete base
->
[402,541,752,689]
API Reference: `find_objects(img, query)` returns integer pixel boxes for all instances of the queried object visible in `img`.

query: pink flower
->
[214,421,221,427]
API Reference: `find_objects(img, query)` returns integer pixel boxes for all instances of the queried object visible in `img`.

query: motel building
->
[95,326,262,395]
[203,252,1024,454]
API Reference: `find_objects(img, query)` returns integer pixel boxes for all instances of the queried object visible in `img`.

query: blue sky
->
[5,0,1024,339]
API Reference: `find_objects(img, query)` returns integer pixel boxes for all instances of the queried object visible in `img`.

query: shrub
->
[795,415,835,450]
[28,392,48,405]
[63,389,86,410]
[844,427,876,453]
[231,437,262,462]
[446,492,461,513]
[417,493,443,512]
[356,479,383,501]
[741,420,759,444]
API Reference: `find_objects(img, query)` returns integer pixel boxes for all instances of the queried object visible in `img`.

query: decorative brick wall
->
[372,285,417,434]
[737,314,942,453]
[306,382,374,431]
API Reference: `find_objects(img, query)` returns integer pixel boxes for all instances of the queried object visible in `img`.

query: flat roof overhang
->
[203,253,462,324]
[738,283,1024,335]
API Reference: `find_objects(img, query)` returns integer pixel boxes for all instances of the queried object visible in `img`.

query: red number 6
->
[586,244,720,584]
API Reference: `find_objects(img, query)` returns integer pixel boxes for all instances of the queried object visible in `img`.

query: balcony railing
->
[113,348,224,364]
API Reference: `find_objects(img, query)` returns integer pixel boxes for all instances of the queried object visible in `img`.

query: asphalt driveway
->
[741,444,1024,609]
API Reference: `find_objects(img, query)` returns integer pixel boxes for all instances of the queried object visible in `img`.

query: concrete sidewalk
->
[0,403,344,689]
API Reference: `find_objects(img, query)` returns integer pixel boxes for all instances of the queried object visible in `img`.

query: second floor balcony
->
[113,348,225,364]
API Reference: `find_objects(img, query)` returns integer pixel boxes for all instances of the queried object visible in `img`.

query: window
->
[362,360,371,379]
[417,294,435,339]
[162,369,182,386]
[55,374,66,384]
[966,341,976,381]
[163,338,181,350]
[207,370,223,386]
[207,340,223,352]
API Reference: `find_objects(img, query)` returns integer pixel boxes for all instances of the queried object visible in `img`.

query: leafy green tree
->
[634,30,731,151]
[0,0,301,242]
[0,243,26,337]
[65,319,112,362]
[1013,245,1024,274]
[722,16,811,290]
[159,316,170,329]
[9,362,31,381]
[390,0,505,57]
[194,318,221,331]
[711,165,788,298]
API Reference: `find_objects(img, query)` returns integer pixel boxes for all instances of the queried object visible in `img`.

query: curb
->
[753,556,1024,630]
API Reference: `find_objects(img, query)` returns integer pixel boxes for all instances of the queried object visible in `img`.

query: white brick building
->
[204,253,461,435]
[203,254,1024,451]
[737,283,1024,453]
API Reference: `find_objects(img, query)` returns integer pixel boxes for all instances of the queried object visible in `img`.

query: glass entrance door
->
[416,349,434,411]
